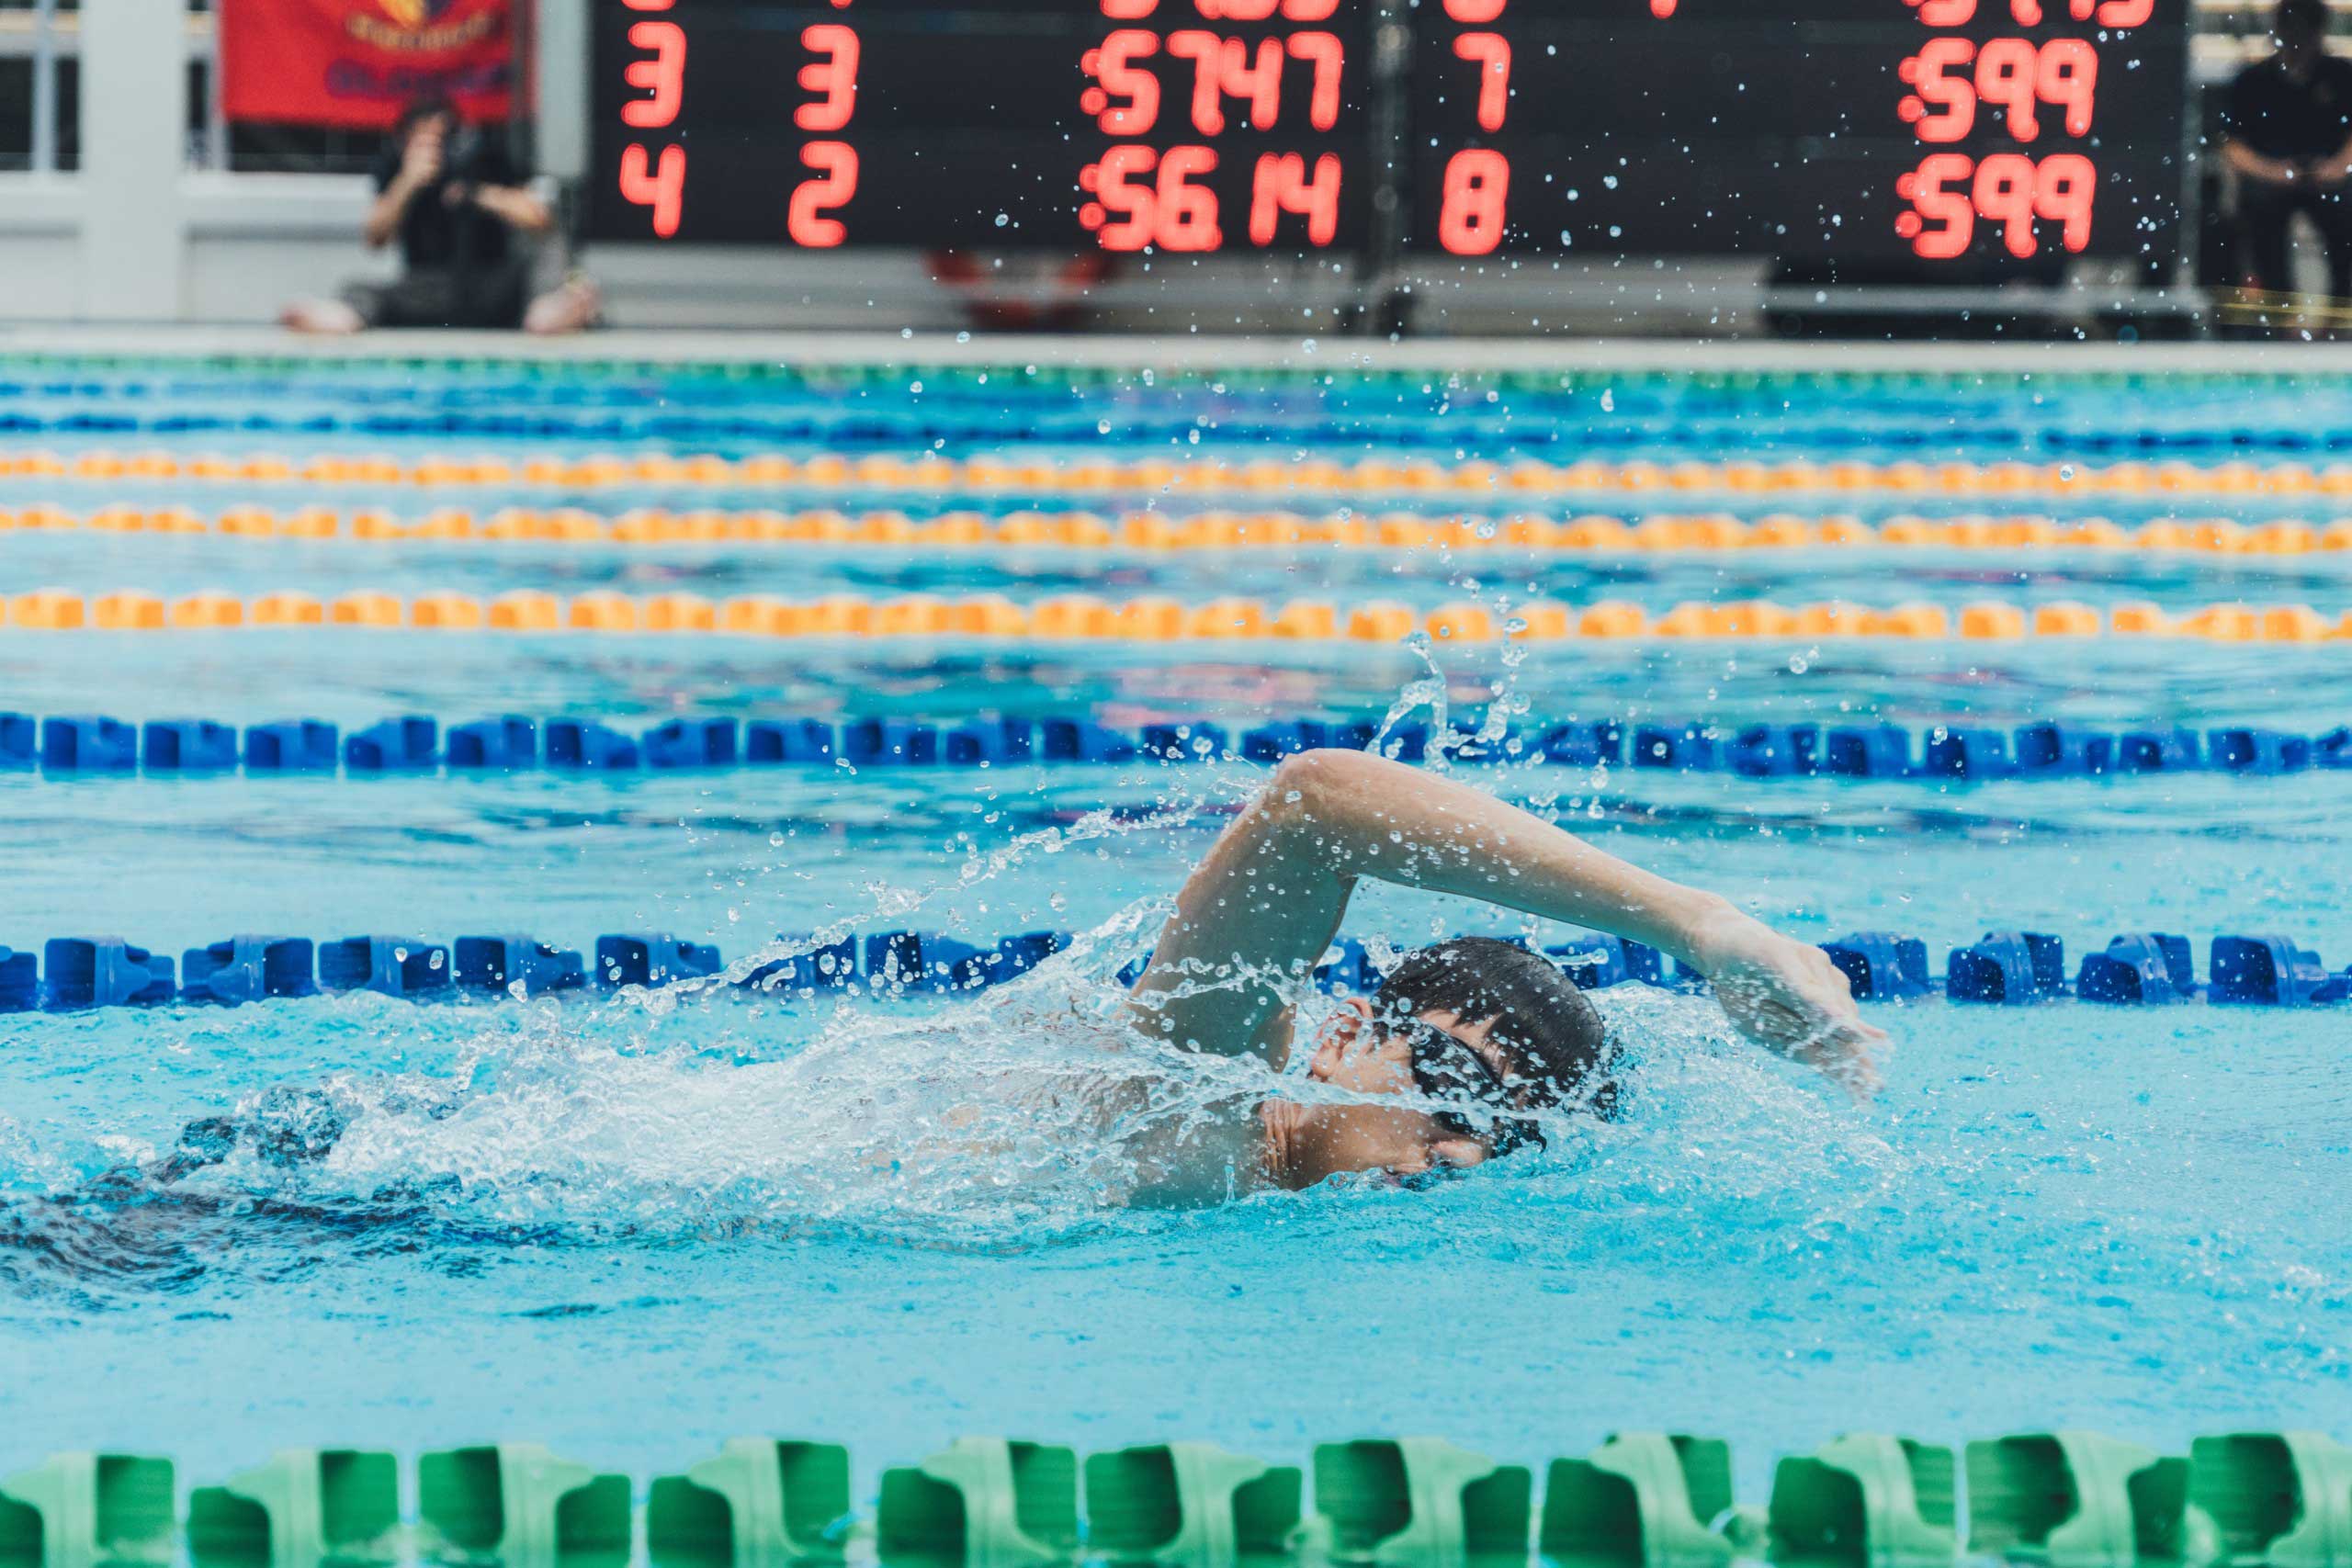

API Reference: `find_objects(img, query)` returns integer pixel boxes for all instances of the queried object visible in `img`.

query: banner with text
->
[221,0,514,129]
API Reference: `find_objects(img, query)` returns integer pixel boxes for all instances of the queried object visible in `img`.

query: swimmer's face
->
[1267,998,1500,1186]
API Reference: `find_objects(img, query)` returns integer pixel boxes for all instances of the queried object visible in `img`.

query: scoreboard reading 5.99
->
[588,0,2188,268]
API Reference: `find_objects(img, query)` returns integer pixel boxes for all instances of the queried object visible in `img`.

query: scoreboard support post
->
[1363,0,1417,338]
[534,0,594,185]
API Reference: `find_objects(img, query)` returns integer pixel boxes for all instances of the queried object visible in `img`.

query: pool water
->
[1,351,2346,1496]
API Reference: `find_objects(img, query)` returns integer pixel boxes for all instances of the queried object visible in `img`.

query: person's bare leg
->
[279,299,366,335]
[524,276,603,335]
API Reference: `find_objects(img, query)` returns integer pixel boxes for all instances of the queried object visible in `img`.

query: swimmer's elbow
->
[1263,748,1374,829]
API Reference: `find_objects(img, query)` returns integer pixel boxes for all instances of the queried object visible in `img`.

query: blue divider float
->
[6,712,2352,781]
[4,926,2346,1014]
[34,363,2352,457]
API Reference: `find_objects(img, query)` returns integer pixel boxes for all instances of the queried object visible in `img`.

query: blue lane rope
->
[8,359,2352,457]
[16,407,2352,454]
[7,713,2350,781]
[4,926,2344,1013]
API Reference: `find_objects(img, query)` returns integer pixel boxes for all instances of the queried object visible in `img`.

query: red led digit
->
[2037,39,2098,137]
[1437,148,1508,254]
[1101,0,1158,15]
[2079,0,2152,25]
[787,141,858,247]
[1911,0,1975,23]
[2009,0,2042,23]
[1973,152,2039,255]
[1081,30,1162,135]
[620,0,673,9]
[1157,145,1222,251]
[620,20,685,129]
[1168,32,1283,133]
[1442,0,1506,18]
[1221,38,1285,130]
[1974,38,2041,141]
[1250,151,1341,244]
[1167,30,1221,128]
[1282,0,1340,17]
[796,24,860,133]
[1197,0,1279,16]
[1087,145,1159,250]
[617,142,684,237]
[1285,33,1344,130]
[1894,152,1973,258]
[2034,152,2097,251]
[1453,33,1511,132]
[1899,38,1975,143]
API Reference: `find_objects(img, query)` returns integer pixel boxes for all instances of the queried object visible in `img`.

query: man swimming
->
[1123,748,1885,1198]
[63,746,1881,1228]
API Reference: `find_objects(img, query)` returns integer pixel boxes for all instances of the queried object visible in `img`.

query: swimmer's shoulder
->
[1123,1101,1272,1210]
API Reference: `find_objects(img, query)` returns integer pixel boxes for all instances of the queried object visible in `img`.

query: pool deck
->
[8,323,2352,376]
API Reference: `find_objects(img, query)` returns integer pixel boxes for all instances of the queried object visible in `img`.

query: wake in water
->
[0,655,1904,1303]
[0,912,1899,1311]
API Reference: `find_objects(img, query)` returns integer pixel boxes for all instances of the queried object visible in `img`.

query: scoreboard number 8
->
[1438,148,1509,255]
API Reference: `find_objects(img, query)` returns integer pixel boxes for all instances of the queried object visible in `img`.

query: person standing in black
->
[282,94,600,334]
[2222,0,2352,302]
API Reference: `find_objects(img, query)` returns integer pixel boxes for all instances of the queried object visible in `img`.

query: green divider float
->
[417,1444,631,1568]
[1768,1435,1959,1568]
[1083,1443,1302,1568]
[0,1455,175,1568]
[187,1450,401,1568]
[1540,1434,1755,1568]
[646,1439,852,1568]
[1313,1438,1532,1568]
[876,1439,1079,1568]
[2188,1433,2352,1568]
[1965,1433,2198,1568]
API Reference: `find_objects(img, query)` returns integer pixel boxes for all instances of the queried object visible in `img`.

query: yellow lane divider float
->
[16,448,2352,499]
[5,590,2349,642]
[13,504,2352,555]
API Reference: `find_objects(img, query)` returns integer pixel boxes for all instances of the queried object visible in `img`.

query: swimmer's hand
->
[1686,908,1886,1097]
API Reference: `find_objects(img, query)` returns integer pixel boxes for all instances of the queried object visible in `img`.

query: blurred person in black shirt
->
[283,94,600,334]
[2222,0,2352,300]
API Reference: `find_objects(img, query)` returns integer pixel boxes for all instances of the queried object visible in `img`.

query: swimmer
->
[1124,749,1884,1201]
[55,750,1881,1228]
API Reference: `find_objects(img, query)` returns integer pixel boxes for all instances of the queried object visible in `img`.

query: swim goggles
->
[1396,1018,1544,1157]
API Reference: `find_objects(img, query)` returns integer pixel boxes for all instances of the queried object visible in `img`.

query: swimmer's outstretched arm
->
[1129,749,1884,1093]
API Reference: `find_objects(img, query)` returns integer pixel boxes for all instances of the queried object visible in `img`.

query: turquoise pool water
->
[1,355,2346,1493]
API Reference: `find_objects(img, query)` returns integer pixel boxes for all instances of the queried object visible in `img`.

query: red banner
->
[220,0,515,130]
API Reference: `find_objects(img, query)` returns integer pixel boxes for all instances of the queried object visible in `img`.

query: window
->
[0,0,75,173]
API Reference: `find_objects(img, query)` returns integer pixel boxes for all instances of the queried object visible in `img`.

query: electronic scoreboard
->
[588,0,2188,269]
